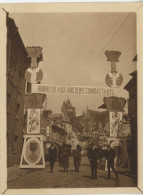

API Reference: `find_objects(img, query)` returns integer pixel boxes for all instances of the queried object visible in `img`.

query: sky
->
[10,12,137,115]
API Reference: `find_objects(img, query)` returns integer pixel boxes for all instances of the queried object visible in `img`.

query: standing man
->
[88,143,99,179]
[62,147,69,172]
[48,143,57,173]
[106,143,118,180]
[72,145,81,172]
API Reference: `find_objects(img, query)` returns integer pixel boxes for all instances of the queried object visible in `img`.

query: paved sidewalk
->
[8,165,33,182]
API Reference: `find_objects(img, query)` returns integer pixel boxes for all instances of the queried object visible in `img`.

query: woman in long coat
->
[62,148,69,172]
[72,145,81,172]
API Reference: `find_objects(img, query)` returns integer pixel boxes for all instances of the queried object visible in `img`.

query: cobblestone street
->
[7,156,136,189]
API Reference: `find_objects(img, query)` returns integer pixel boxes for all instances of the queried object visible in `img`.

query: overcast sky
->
[10,12,136,115]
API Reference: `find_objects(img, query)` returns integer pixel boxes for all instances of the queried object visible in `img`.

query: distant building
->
[7,16,30,166]
[73,107,109,140]
[61,98,76,122]
[124,55,137,175]
[41,110,77,155]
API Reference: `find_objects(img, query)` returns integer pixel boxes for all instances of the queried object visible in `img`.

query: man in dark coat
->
[88,143,99,179]
[72,145,81,172]
[48,143,57,173]
[106,143,118,179]
[62,147,69,172]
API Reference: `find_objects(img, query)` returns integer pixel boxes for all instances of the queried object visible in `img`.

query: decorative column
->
[105,50,123,88]
[20,47,46,168]
[103,96,131,172]
[104,51,131,172]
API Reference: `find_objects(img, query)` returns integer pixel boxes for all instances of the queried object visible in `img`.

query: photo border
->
[0,2,143,194]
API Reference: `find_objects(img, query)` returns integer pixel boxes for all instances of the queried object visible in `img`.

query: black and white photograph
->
[0,2,143,194]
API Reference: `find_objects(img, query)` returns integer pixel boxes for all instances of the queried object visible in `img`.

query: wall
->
[7,16,30,166]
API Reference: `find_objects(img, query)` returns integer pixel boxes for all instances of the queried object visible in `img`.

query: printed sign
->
[110,112,123,137]
[27,109,40,134]
[32,84,115,96]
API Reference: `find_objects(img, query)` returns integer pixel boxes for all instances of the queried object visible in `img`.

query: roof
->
[87,109,109,122]
[62,98,75,109]
[98,104,107,109]
[130,71,137,77]
[132,55,137,62]
[51,124,67,134]
[124,71,137,91]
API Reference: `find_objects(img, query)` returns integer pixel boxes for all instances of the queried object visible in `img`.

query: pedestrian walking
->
[106,143,118,180]
[62,147,69,172]
[48,143,57,173]
[88,143,99,179]
[99,149,103,163]
[72,145,81,172]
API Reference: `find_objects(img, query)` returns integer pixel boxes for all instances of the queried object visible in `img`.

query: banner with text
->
[31,84,116,96]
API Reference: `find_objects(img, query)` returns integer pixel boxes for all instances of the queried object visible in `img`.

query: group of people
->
[47,143,118,180]
[88,143,118,180]
[48,144,81,173]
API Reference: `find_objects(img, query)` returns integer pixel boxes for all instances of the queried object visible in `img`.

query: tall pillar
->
[20,47,46,168]
[104,96,131,172]
[104,50,131,172]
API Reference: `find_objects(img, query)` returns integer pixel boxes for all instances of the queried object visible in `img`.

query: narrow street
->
[8,156,136,189]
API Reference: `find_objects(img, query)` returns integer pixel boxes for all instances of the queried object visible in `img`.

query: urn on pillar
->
[24,93,46,109]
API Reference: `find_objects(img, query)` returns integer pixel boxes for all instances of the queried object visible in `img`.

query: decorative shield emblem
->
[105,72,123,88]
[25,67,43,84]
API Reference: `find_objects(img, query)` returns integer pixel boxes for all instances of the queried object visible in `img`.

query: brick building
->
[7,16,30,166]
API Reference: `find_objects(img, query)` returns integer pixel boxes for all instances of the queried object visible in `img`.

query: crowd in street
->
[47,143,118,180]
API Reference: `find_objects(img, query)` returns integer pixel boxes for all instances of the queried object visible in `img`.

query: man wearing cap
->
[48,143,57,173]
[88,143,99,179]
[106,143,118,179]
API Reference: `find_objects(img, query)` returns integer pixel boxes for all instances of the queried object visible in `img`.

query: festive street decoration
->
[109,112,123,137]
[24,93,46,109]
[104,96,131,172]
[20,46,46,169]
[27,109,40,134]
[105,50,123,88]
[25,67,43,84]
[20,135,45,168]
[26,46,43,68]
[103,96,126,112]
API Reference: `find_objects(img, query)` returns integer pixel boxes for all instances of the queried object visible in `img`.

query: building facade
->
[124,56,137,175]
[7,16,30,166]
[61,98,76,122]
[73,107,109,143]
